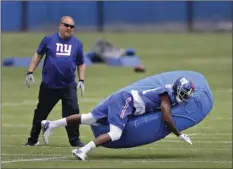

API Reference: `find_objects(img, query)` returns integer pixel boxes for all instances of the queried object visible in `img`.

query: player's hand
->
[26,71,35,88]
[179,134,192,145]
[77,80,85,96]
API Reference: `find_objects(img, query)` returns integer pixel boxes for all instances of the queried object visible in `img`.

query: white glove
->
[179,134,192,145]
[77,80,85,96]
[26,72,35,88]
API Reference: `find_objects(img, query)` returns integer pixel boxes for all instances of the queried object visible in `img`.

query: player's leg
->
[72,124,122,160]
[43,112,96,128]
[25,83,60,146]
[41,112,97,144]
[61,86,84,147]
[72,92,134,160]
[41,97,109,145]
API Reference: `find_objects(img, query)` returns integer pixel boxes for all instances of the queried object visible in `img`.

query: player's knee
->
[81,113,96,125]
[108,124,123,141]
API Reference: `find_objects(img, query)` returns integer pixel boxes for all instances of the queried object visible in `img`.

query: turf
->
[1,32,232,168]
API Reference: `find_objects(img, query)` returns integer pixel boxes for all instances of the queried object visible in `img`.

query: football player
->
[41,76,194,160]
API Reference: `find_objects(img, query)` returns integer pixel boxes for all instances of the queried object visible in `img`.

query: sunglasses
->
[61,23,75,29]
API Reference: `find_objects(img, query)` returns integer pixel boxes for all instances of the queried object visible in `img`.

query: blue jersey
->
[37,33,84,89]
[91,85,177,130]
[130,84,177,116]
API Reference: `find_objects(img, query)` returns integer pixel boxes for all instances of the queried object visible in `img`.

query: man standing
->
[25,16,85,147]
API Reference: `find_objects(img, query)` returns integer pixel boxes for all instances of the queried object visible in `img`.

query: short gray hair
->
[60,16,75,24]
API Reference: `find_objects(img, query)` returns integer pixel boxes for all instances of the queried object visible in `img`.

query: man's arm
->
[76,41,86,96]
[28,36,47,73]
[26,36,47,88]
[28,53,43,72]
[76,63,86,96]
[160,93,181,137]
[77,63,85,81]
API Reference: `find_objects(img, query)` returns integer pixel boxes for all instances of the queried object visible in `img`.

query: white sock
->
[80,141,96,154]
[51,118,67,128]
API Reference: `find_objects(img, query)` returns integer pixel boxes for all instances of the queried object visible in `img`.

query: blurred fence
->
[2,1,232,32]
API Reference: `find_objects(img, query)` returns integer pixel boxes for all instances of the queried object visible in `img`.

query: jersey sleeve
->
[76,42,84,65]
[157,87,168,95]
[141,87,167,96]
[159,88,175,105]
[36,36,47,56]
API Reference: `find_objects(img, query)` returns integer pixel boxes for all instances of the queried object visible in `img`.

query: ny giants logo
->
[56,43,72,56]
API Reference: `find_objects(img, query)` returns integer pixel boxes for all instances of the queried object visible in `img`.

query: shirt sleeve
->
[36,36,47,56]
[76,42,85,65]
[159,88,174,104]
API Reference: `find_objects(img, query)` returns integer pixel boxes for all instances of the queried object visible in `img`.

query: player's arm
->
[160,93,181,137]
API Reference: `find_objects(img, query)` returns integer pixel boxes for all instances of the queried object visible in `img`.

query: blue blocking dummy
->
[90,71,213,148]
[2,56,93,67]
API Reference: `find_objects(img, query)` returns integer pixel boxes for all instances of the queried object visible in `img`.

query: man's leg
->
[61,86,84,147]
[25,83,60,146]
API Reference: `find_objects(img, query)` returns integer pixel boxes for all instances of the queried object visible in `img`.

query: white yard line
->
[2,147,232,156]
[1,156,69,164]
[1,157,231,164]
[2,153,66,157]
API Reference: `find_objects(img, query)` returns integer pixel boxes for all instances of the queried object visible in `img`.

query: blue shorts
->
[91,91,134,130]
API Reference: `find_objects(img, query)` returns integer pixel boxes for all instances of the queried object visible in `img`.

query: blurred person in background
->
[25,16,85,147]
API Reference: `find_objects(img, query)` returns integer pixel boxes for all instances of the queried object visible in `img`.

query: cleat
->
[72,148,87,161]
[41,120,53,145]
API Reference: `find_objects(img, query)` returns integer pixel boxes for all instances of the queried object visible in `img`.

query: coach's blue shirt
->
[37,33,84,89]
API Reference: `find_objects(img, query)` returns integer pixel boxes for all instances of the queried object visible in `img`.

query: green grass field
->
[1,32,232,168]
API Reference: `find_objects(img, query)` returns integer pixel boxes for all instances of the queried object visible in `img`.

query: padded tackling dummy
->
[90,71,213,148]
[2,56,92,67]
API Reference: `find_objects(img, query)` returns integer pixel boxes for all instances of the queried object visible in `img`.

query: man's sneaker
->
[72,148,87,161]
[41,120,53,145]
[24,141,40,146]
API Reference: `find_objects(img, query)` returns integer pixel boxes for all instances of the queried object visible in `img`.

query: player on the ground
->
[41,77,195,161]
